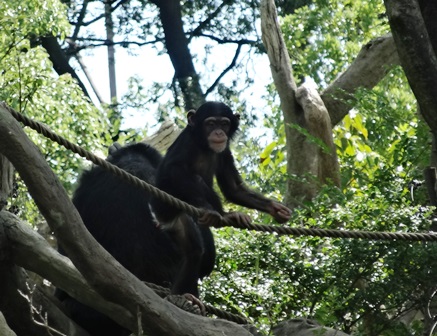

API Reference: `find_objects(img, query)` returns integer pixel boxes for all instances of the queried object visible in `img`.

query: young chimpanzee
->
[151,101,292,298]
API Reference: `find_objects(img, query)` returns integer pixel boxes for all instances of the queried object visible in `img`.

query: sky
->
[70,11,275,134]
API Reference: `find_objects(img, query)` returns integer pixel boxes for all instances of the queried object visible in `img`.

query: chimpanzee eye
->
[221,120,230,127]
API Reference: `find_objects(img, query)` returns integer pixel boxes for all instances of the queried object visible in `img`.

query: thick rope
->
[4,102,437,243]
[223,222,437,242]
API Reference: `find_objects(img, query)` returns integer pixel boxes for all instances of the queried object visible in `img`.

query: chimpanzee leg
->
[199,226,216,278]
[164,214,205,297]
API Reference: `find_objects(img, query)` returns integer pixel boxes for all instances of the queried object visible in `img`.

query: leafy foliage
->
[281,0,388,86]
[205,184,434,334]
[0,0,107,221]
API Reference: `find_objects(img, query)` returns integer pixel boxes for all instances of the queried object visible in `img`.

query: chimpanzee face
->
[187,101,240,153]
[203,117,231,153]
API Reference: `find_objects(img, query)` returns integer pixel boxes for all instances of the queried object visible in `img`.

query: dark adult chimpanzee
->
[151,101,292,298]
[55,142,169,336]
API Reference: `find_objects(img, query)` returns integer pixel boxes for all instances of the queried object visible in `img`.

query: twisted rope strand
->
[4,103,437,243]
[219,221,437,242]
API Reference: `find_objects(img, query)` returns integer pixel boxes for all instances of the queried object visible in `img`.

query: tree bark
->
[0,312,16,336]
[0,210,129,335]
[296,84,340,187]
[0,103,252,336]
[260,0,406,206]
[142,119,181,151]
[418,0,437,54]
[0,213,88,336]
[0,155,13,211]
[105,0,117,103]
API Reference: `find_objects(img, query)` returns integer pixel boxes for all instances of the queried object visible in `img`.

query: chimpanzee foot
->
[165,294,206,316]
[183,293,206,315]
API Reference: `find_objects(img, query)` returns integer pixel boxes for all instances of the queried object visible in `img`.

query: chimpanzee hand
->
[268,201,292,223]
[198,210,224,227]
[166,294,206,315]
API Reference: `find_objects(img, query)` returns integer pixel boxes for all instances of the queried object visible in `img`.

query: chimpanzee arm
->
[216,151,271,210]
[216,150,291,223]
[165,213,204,297]
[154,162,224,223]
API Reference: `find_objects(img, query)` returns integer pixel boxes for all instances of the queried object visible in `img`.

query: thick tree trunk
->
[385,0,437,133]
[260,0,340,207]
[260,0,404,207]
[384,3,437,333]
[296,84,340,188]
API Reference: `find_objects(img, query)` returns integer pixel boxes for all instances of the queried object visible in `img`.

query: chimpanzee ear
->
[187,110,196,126]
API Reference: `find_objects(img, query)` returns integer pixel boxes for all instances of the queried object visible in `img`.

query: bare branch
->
[195,33,258,46]
[72,0,129,28]
[189,0,234,40]
[322,34,399,126]
[18,284,67,336]
[205,44,242,95]
[71,0,90,41]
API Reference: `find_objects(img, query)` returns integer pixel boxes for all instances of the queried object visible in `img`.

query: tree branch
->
[194,33,258,46]
[0,210,133,331]
[321,34,399,126]
[189,0,234,40]
[71,0,129,28]
[71,0,90,41]
[0,213,88,336]
[40,36,91,99]
[0,154,13,211]
[0,312,16,336]
[205,44,242,95]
